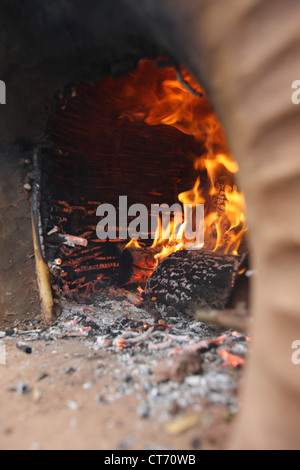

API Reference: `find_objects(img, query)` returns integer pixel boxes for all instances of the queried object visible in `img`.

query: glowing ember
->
[120,60,247,265]
[219,349,245,368]
[171,333,228,356]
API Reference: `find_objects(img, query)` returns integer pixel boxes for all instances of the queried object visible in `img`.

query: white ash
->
[7,288,249,424]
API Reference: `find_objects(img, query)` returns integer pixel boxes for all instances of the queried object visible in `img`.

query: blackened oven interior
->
[41,59,241,302]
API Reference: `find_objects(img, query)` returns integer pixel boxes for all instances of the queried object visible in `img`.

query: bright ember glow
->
[121,60,247,264]
[219,349,245,368]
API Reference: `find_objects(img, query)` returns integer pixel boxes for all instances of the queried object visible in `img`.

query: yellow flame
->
[120,60,247,265]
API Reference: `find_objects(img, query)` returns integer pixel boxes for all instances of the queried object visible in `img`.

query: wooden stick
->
[194,307,250,333]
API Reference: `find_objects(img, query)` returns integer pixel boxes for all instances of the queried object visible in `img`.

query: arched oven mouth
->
[29,58,249,323]
[0,3,255,449]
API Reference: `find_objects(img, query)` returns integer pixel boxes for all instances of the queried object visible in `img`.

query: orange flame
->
[120,60,247,265]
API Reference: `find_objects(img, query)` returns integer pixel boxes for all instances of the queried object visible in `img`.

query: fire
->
[120,60,247,266]
[219,349,245,368]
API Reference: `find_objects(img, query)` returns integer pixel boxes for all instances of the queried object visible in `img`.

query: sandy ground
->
[0,337,234,451]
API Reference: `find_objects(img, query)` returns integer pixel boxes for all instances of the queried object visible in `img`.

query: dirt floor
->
[0,335,236,451]
[0,288,248,451]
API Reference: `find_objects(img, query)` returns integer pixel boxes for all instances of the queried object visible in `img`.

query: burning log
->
[119,244,162,285]
[144,250,243,316]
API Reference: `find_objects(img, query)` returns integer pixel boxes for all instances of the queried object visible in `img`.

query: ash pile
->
[3,286,250,431]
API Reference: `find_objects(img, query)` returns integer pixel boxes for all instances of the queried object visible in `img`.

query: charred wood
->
[144,250,244,316]
[119,244,162,286]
